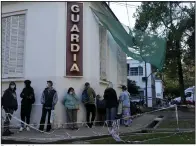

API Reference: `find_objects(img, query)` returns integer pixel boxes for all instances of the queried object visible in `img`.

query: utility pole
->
[145,61,148,107]
[108,2,110,7]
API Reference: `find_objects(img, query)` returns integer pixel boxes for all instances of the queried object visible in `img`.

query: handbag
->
[50,110,55,124]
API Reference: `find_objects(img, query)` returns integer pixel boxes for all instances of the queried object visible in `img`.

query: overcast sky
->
[109,2,141,29]
[109,2,141,59]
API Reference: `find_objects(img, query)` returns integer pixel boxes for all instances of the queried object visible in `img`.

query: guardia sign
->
[66,2,83,76]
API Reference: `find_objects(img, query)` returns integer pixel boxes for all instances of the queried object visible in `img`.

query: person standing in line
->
[39,81,58,132]
[2,82,18,136]
[103,82,118,127]
[64,87,80,130]
[19,80,35,132]
[119,85,132,127]
[82,82,96,128]
[96,95,106,126]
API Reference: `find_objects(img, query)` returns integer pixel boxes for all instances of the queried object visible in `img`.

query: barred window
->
[129,67,143,76]
[2,14,26,78]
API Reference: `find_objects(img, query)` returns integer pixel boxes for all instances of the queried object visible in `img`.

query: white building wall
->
[127,59,154,107]
[2,2,126,127]
[155,80,163,99]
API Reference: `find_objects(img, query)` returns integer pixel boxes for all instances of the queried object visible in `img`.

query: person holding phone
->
[64,87,80,130]
[19,80,35,132]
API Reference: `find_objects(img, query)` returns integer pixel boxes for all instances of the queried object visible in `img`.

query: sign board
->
[66,2,83,76]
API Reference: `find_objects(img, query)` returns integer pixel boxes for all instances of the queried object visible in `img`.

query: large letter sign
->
[66,2,83,76]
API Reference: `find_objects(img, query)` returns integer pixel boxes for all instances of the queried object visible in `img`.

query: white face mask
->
[69,92,73,95]
[10,85,15,89]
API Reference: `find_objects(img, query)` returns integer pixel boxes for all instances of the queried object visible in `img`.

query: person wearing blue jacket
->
[64,87,80,130]
[119,85,132,127]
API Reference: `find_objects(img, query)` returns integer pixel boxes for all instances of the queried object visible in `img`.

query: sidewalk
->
[2,114,156,144]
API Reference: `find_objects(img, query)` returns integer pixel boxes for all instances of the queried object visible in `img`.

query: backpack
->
[82,89,89,103]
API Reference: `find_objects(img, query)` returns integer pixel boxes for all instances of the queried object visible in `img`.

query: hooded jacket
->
[2,82,18,111]
[64,93,80,109]
[20,80,35,105]
[41,87,58,110]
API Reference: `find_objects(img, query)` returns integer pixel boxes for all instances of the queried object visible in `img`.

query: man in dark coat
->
[19,80,35,132]
[103,82,118,127]
[2,82,18,136]
[39,80,58,132]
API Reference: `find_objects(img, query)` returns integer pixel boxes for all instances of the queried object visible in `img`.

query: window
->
[2,14,26,78]
[138,66,143,75]
[129,67,143,76]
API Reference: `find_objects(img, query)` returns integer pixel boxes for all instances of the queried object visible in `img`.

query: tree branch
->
[176,2,192,18]
[169,2,175,31]
[160,15,171,30]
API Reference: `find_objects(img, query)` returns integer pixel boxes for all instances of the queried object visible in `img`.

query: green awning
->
[91,8,166,71]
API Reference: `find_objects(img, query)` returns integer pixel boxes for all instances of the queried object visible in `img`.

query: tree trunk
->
[176,41,185,104]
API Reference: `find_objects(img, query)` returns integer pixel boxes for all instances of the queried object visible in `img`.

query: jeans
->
[21,104,32,127]
[106,107,117,127]
[97,108,106,126]
[39,107,52,131]
[66,109,78,129]
[4,108,14,132]
[85,104,96,125]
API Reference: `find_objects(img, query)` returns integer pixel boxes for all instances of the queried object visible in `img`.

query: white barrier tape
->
[175,105,179,130]
[5,113,56,135]
[2,105,175,128]
[2,105,178,142]
[3,113,109,140]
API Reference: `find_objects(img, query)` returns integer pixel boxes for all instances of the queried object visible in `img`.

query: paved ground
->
[2,114,157,144]
[3,106,194,144]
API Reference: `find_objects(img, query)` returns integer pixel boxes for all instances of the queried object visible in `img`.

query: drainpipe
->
[145,62,148,107]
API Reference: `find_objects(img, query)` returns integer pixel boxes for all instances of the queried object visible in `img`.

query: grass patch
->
[88,132,195,144]
[158,120,195,129]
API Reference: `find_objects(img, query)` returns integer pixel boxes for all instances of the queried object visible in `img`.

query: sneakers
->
[26,127,30,131]
[19,127,24,132]
[19,126,30,132]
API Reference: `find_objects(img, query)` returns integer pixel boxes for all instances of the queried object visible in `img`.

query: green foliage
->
[134,2,195,102]
[127,79,139,95]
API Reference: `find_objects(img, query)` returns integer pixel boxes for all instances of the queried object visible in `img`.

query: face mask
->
[69,92,73,95]
[10,85,15,89]
[47,84,52,88]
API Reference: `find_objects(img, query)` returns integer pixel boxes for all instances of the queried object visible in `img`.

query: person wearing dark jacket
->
[82,82,96,128]
[19,80,35,132]
[39,81,58,132]
[103,82,118,127]
[96,95,106,126]
[2,82,18,136]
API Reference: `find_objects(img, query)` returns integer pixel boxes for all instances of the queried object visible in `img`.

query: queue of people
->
[1,80,132,136]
